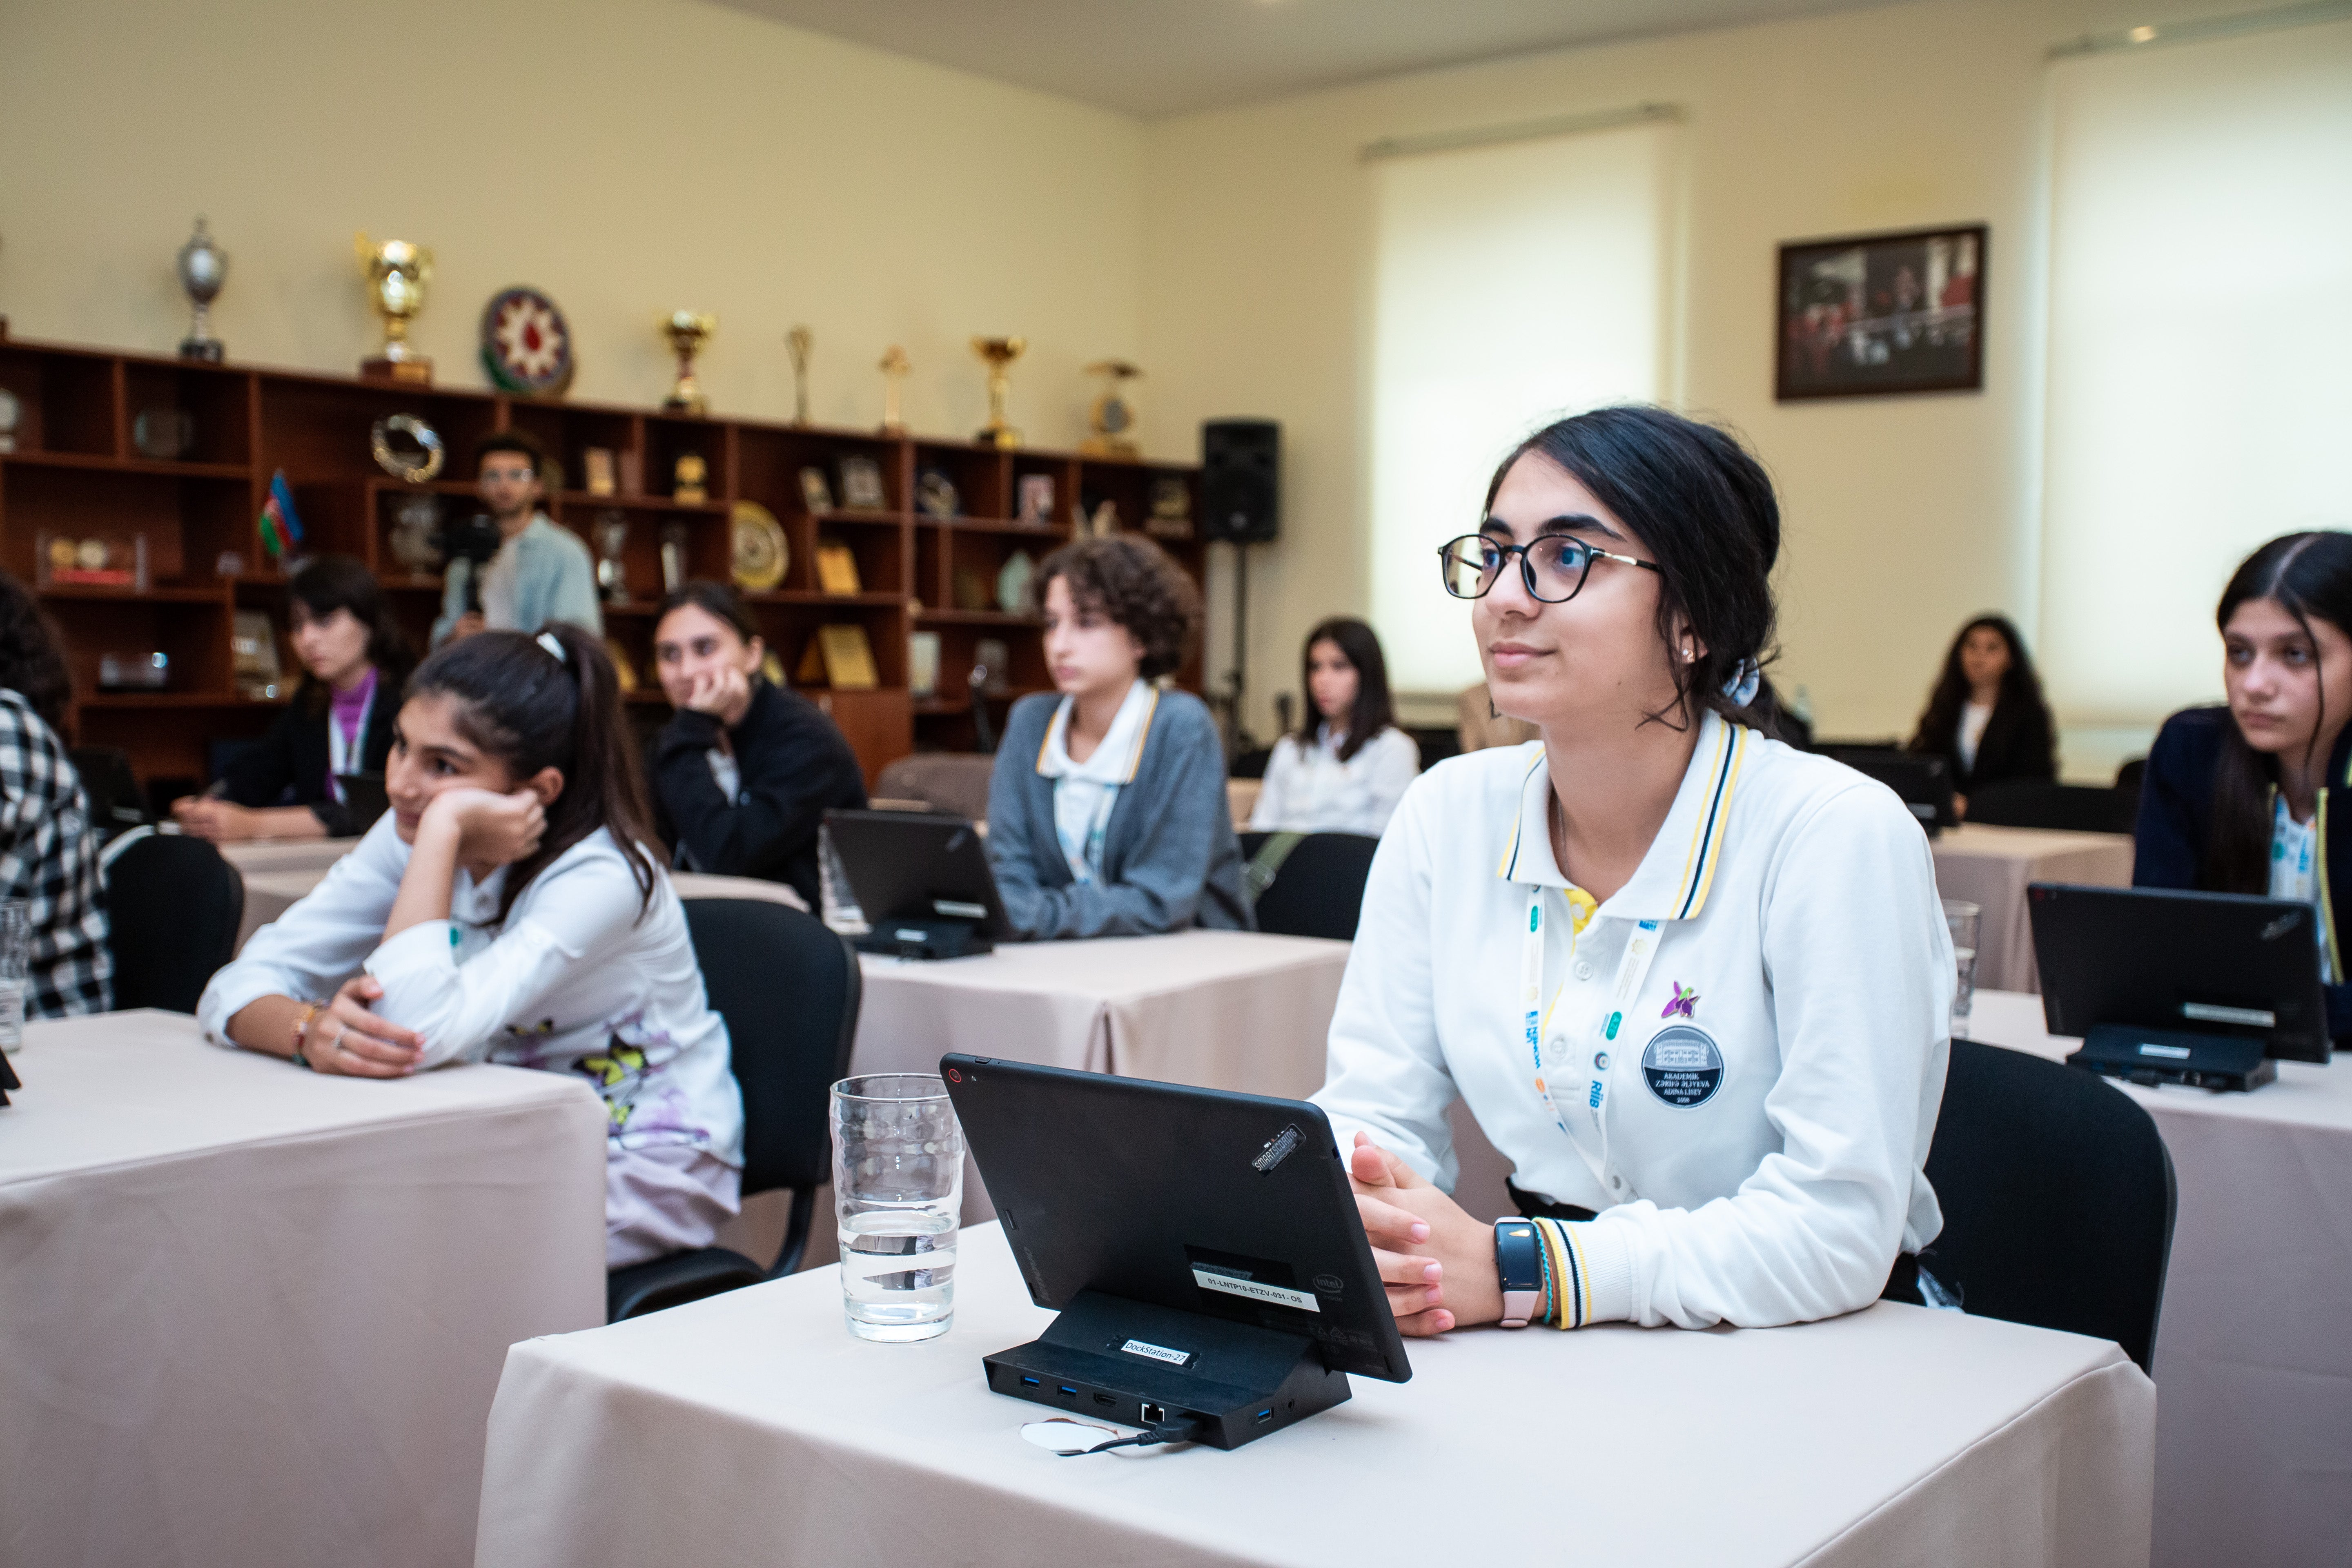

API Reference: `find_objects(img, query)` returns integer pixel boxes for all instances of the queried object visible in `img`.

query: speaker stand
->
[1221,541,1258,757]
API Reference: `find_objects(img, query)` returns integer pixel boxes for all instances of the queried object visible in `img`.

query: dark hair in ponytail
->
[2204,532,2352,893]
[405,623,658,923]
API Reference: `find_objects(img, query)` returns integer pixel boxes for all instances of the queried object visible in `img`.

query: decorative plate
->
[731,500,788,592]
[479,286,575,397]
[370,413,445,483]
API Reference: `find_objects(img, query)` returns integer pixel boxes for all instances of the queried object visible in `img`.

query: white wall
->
[1138,0,2296,775]
[0,0,1144,446]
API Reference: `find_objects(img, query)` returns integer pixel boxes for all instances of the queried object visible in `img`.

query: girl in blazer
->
[987,535,1249,939]
[1905,615,2056,816]
[173,554,411,841]
[2136,531,2352,1042]
[1316,406,1952,1336]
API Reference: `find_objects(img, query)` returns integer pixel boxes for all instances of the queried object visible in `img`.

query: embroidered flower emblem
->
[1662,982,1699,1020]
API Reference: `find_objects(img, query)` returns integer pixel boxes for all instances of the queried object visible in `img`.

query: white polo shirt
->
[1315,709,1951,1330]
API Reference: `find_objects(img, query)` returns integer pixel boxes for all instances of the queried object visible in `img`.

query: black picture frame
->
[1775,224,1987,400]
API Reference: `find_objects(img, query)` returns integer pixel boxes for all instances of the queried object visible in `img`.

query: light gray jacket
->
[432,514,603,647]
[987,688,1252,939]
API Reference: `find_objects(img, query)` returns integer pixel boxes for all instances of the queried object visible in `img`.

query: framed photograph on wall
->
[1775,224,1986,400]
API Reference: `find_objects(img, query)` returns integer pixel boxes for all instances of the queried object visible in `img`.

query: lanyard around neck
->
[1521,882,1663,1194]
[325,681,374,802]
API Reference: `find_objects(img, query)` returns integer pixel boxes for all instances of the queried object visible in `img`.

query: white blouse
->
[198,815,743,1164]
[1250,724,1421,836]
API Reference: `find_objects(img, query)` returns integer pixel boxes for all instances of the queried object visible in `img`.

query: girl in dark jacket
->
[173,555,411,840]
[1906,615,2056,817]
[2136,532,2352,1040]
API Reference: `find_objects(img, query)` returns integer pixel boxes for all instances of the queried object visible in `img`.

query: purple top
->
[326,665,377,800]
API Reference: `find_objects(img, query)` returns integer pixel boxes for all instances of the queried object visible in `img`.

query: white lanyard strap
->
[1522,883,1663,1192]
[325,684,374,803]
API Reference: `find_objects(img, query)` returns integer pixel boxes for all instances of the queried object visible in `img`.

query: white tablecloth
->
[1929,824,2134,993]
[475,1221,2153,1568]
[0,1010,607,1568]
[213,835,365,876]
[1969,989,2352,1568]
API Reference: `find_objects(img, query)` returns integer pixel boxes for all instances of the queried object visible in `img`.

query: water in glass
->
[831,1073,963,1342]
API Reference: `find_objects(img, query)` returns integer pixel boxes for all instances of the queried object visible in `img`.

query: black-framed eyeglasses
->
[1437,527,1662,604]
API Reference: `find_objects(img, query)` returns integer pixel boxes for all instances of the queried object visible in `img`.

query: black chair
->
[99,829,243,1012]
[69,746,152,841]
[1964,779,2135,834]
[1238,831,1381,941]
[606,898,862,1323]
[1922,1038,2176,1372]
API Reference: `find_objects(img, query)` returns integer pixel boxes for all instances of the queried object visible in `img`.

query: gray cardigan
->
[987,688,1252,939]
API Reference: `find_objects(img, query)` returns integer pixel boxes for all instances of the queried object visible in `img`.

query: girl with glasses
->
[2135,532,2352,1043]
[1316,405,1953,1335]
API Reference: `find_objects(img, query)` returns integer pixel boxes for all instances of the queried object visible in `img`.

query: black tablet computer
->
[334,773,390,832]
[1826,748,1957,834]
[2029,881,2332,1089]
[942,1054,1409,1448]
[825,808,1012,957]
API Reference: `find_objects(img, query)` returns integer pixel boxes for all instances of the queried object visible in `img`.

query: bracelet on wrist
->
[290,1002,322,1070]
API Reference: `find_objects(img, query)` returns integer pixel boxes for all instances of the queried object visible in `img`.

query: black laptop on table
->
[941,1054,1410,1449]
[825,808,1013,959]
[2028,881,2333,1091]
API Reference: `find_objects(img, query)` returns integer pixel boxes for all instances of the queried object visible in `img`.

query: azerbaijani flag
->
[258,469,305,559]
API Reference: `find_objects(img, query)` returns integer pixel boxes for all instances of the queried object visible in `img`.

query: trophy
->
[176,217,228,363]
[972,336,1025,450]
[878,344,909,434]
[1082,359,1141,457]
[356,234,434,385]
[594,511,630,603]
[663,311,716,415]
[785,324,813,424]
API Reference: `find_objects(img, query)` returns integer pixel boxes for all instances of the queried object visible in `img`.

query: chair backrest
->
[69,746,151,840]
[872,753,996,822]
[1238,831,1381,941]
[682,898,862,1197]
[103,832,243,1012]
[1965,779,2134,834]
[1923,1039,2176,1371]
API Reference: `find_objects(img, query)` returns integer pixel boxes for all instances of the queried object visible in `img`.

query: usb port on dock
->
[1254,1408,1274,1424]
[1018,1376,1040,1388]
[1057,1385,1078,1399]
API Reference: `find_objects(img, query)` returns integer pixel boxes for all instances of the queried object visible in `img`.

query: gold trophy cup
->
[1082,359,1143,457]
[972,336,1025,450]
[356,234,434,385]
[663,312,717,416]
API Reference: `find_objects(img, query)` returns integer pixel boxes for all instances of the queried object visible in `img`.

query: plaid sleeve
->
[0,693,114,1017]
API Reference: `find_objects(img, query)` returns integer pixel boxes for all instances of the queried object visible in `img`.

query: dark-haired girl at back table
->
[197,625,743,1267]
[1250,617,1420,836]
[2136,531,2352,1042]
[1905,615,2055,820]
[645,581,866,909]
[172,554,412,842]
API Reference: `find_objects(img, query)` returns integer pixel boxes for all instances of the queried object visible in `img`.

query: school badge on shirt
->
[1642,1023,1724,1108]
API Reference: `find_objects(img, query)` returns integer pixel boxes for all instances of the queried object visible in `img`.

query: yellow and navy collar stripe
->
[1036,686,1161,784]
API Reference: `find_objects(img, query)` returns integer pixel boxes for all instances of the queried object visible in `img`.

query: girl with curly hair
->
[985,534,1250,938]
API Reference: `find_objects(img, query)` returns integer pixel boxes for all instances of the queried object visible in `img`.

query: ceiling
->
[712,0,1909,118]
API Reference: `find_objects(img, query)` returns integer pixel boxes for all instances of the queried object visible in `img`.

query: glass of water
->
[831,1073,962,1342]
[0,900,28,1054]
[1942,898,1981,1038]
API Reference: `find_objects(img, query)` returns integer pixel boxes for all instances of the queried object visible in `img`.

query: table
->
[851,929,1349,1101]
[1969,989,2352,1568]
[213,835,365,876]
[475,1221,2154,1568]
[236,865,810,951]
[0,1009,606,1568]
[1929,824,2134,992]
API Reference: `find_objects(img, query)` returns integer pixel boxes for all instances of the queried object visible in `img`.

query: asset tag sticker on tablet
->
[1191,1267,1321,1313]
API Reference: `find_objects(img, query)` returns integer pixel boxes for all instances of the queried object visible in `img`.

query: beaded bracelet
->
[290,1002,322,1071]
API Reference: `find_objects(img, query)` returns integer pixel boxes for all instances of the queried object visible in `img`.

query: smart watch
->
[1494,1220,1542,1329]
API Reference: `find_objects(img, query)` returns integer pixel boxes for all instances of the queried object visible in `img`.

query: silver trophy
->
[176,217,227,363]
[595,511,630,603]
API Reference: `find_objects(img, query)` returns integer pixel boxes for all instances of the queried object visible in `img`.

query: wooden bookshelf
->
[0,330,1206,788]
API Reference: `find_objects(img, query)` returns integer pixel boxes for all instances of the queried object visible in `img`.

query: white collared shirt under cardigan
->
[1314,708,1952,1329]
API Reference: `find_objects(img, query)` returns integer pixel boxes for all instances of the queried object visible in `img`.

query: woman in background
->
[1252,617,1419,835]
[2136,531,2352,1042]
[1906,614,2055,817]
[987,535,1249,938]
[645,581,866,908]
[200,625,742,1267]
[174,554,410,841]
[0,572,111,1016]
